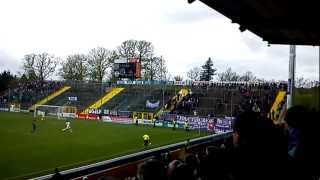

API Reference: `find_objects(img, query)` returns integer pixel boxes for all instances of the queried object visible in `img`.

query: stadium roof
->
[193,0,320,46]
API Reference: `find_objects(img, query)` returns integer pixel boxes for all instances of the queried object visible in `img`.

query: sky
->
[0,0,319,81]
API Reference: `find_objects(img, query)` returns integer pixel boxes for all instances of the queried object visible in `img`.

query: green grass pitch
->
[0,112,200,179]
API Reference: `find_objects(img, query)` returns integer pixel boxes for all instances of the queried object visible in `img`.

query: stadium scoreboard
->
[113,58,141,80]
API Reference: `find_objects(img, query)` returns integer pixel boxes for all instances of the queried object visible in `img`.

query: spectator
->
[201,146,231,180]
[137,159,167,180]
[169,163,195,180]
[184,154,199,178]
[167,160,183,178]
[284,106,320,180]
[232,110,287,180]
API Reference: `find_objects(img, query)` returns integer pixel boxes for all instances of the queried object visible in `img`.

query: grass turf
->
[294,87,320,111]
[0,112,200,179]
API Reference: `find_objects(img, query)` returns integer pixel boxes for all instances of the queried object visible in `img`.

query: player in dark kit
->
[31,118,37,133]
[173,119,177,130]
[184,120,189,132]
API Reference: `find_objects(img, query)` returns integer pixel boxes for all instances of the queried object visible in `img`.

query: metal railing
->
[33,132,232,180]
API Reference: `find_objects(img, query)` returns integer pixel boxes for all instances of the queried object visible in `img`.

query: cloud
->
[241,32,265,52]
[0,49,20,73]
[0,0,318,81]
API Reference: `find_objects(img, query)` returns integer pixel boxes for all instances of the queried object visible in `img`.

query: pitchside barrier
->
[34,132,232,180]
[77,112,234,132]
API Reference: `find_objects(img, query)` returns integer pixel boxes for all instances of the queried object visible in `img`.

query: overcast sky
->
[0,0,319,81]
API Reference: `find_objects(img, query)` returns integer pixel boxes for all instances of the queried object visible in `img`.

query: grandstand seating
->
[192,86,277,117]
[4,80,281,117]
[82,87,124,113]
[29,86,71,111]
[5,81,63,109]
[46,82,110,112]
[100,85,176,112]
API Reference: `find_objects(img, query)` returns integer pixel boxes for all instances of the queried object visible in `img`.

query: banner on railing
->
[68,96,78,101]
[215,116,234,133]
[146,100,160,109]
[77,113,100,120]
[80,110,233,132]
[102,115,133,124]
[62,113,77,118]
[0,107,9,112]
[162,114,234,132]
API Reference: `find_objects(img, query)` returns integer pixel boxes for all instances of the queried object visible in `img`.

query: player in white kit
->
[62,120,72,133]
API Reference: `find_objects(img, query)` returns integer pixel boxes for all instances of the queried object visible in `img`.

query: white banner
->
[0,108,9,112]
[68,96,78,101]
[146,100,160,109]
[102,116,112,122]
[62,113,77,118]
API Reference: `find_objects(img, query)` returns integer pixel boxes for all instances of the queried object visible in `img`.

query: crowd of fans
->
[172,93,202,115]
[1,81,63,108]
[169,81,280,117]
[93,106,318,180]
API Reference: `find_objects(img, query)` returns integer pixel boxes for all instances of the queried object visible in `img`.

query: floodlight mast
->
[287,45,296,109]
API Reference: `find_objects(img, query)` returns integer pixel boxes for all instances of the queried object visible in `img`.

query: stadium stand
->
[4,80,63,109]
[100,85,176,113]
[82,87,124,114]
[46,81,111,112]
[29,86,71,111]
[165,88,190,112]
[170,82,283,117]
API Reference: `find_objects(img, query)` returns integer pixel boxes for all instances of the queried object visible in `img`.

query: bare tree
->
[136,40,154,61]
[174,75,183,81]
[22,54,37,80]
[240,71,256,82]
[22,53,57,80]
[295,77,313,88]
[158,56,168,81]
[218,67,240,81]
[143,56,168,81]
[187,66,201,81]
[117,40,158,79]
[87,47,114,82]
[117,40,138,58]
[60,54,88,81]
[117,40,153,60]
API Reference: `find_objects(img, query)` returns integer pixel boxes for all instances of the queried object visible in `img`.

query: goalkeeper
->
[142,134,151,147]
